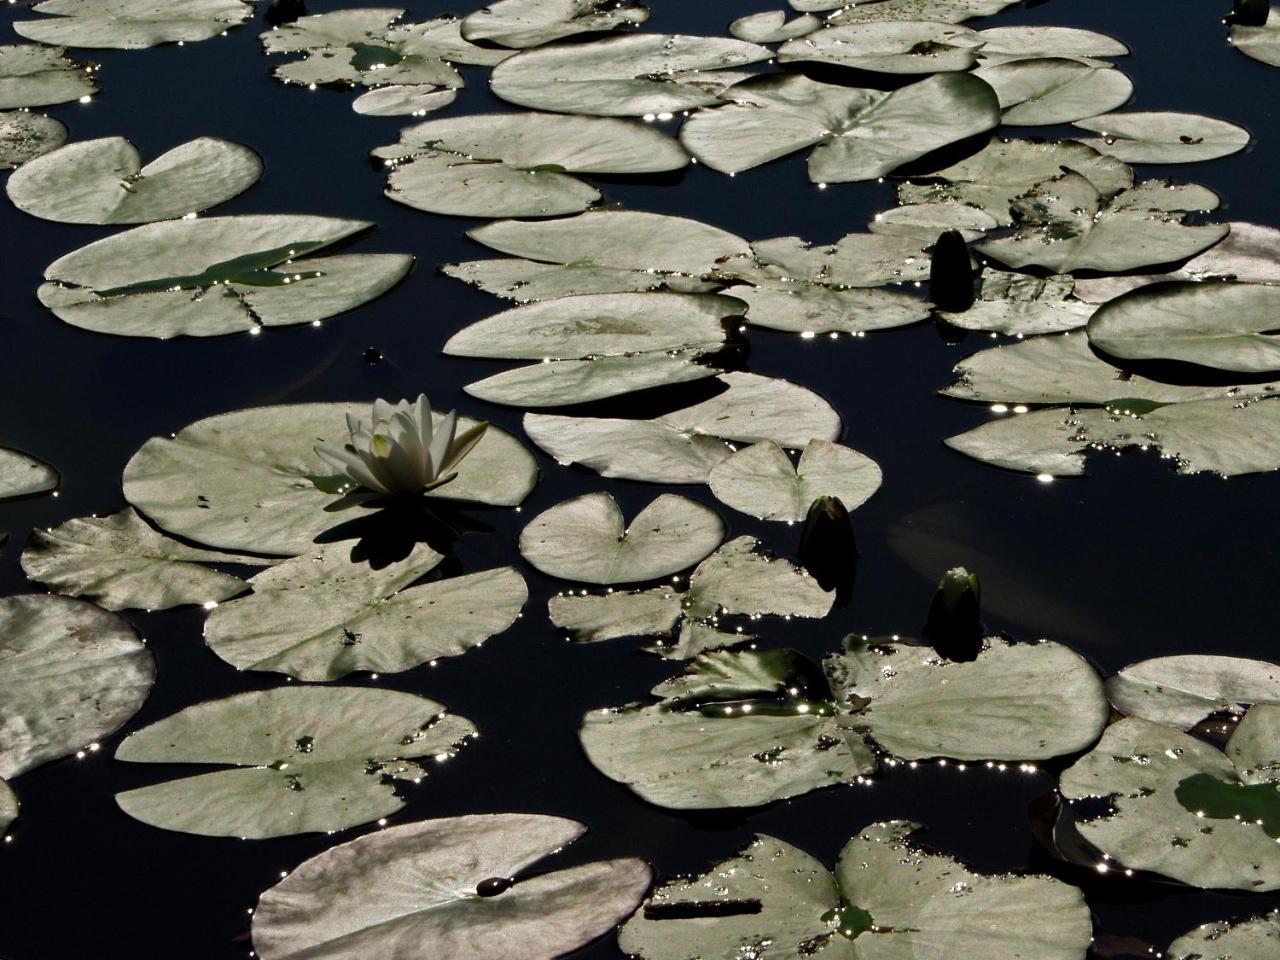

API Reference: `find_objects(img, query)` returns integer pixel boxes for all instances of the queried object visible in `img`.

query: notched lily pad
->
[0,43,96,109]
[708,439,882,522]
[1074,111,1251,165]
[974,56,1133,125]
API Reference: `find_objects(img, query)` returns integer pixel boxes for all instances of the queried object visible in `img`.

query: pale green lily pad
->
[524,371,841,482]
[708,440,882,521]
[262,10,510,90]
[714,232,932,288]
[940,332,1280,405]
[1107,655,1280,730]
[975,24,1129,64]
[620,823,1091,960]
[251,814,651,960]
[870,201,999,242]
[680,72,1000,183]
[205,542,526,681]
[352,85,455,117]
[115,686,475,839]
[38,215,412,338]
[123,402,537,556]
[1169,913,1280,960]
[730,10,820,43]
[445,292,738,359]
[1060,707,1280,890]
[549,586,682,644]
[519,492,723,584]
[818,0,1021,23]
[15,0,253,49]
[7,136,262,225]
[375,112,687,218]
[0,448,58,500]
[974,57,1132,126]
[442,258,715,301]
[0,594,154,779]
[462,0,650,48]
[653,620,751,661]
[0,110,67,170]
[1089,282,1280,373]
[898,137,1133,225]
[945,395,1280,477]
[489,33,770,116]
[976,172,1228,273]
[0,779,15,834]
[580,648,875,808]
[1074,111,1251,165]
[470,210,750,277]
[731,282,932,335]
[940,269,1094,335]
[826,635,1109,761]
[779,21,983,74]
[20,508,257,611]
[1232,9,1280,68]
[0,43,96,109]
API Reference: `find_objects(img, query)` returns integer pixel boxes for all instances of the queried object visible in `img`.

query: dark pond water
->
[3,1,1280,957]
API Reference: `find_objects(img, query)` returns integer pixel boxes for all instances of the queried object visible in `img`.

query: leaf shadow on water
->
[312,499,494,567]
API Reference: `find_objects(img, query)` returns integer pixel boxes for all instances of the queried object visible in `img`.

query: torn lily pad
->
[778,21,984,74]
[549,586,683,644]
[261,9,509,90]
[0,594,154,779]
[0,43,96,109]
[680,72,1000,183]
[0,111,66,170]
[461,0,650,49]
[0,448,58,501]
[489,33,771,116]
[620,823,1091,960]
[1168,912,1280,960]
[898,137,1133,225]
[352,84,455,117]
[940,269,1094,335]
[1088,281,1280,373]
[123,402,537,556]
[976,172,1228,273]
[730,10,820,43]
[1231,8,1280,68]
[7,136,263,225]
[1074,111,1251,165]
[974,57,1133,126]
[115,686,475,838]
[15,0,253,49]
[1107,656,1280,730]
[20,508,257,611]
[518,492,723,585]
[1059,707,1280,890]
[38,214,412,338]
[975,25,1129,65]
[205,542,526,680]
[251,814,651,960]
[708,440,882,522]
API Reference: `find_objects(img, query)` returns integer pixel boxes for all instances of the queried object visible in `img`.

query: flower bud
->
[1226,0,1269,26]
[798,495,856,596]
[929,230,975,313]
[923,566,982,661]
[266,0,308,27]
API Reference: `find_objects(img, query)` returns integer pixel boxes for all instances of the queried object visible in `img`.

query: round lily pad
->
[1074,111,1251,164]
[778,21,983,74]
[0,110,67,170]
[974,57,1133,125]
[708,440,882,522]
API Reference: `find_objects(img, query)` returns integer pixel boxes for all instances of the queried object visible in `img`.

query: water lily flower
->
[315,395,487,497]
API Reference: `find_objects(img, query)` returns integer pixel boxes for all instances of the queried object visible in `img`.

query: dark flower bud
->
[798,495,856,596]
[929,229,975,313]
[1226,0,1269,26]
[475,876,514,897]
[265,0,308,27]
[923,566,982,661]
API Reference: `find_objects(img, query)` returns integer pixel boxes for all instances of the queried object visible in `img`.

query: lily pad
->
[462,0,650,49]
[20,508,257,611]
[1089,281,1280,373]
[941,269,1094,335]
[38,214,412,338]
[898,137,1133,225]
[1169,913,1280,960]
[708,440,882,521]
[442,257,710,301]
[620,822,1091,960]
[0,779,15,834]
[0,110,67,170]
[0,594,154,779]
[1231,9,1280,68]
[714,232,932,288]
[115,686,476,838]
[251,814,651,960]
[818,0,1022,23]
[549,585,683,644]
[1074,111,1251,165]
[7,136,263,225]
[680,72,1000,183]
[870,201,999,241]
[1059,707,1280,890]
[730,282,932,335]
[779,21,983,74]
[352,85,455,117]
[518,492,723,584]
[205,542,526,680]
[974,57,1133,126]
[0,43,96,109]
[15,0,253,49]
[730,10,820,43]
[1107,656,1280,730]
[489,33,771,116]
[976,171,1228,273]
[975,25,1129,64]
[0,447,58,500]
[123,402,537,556]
